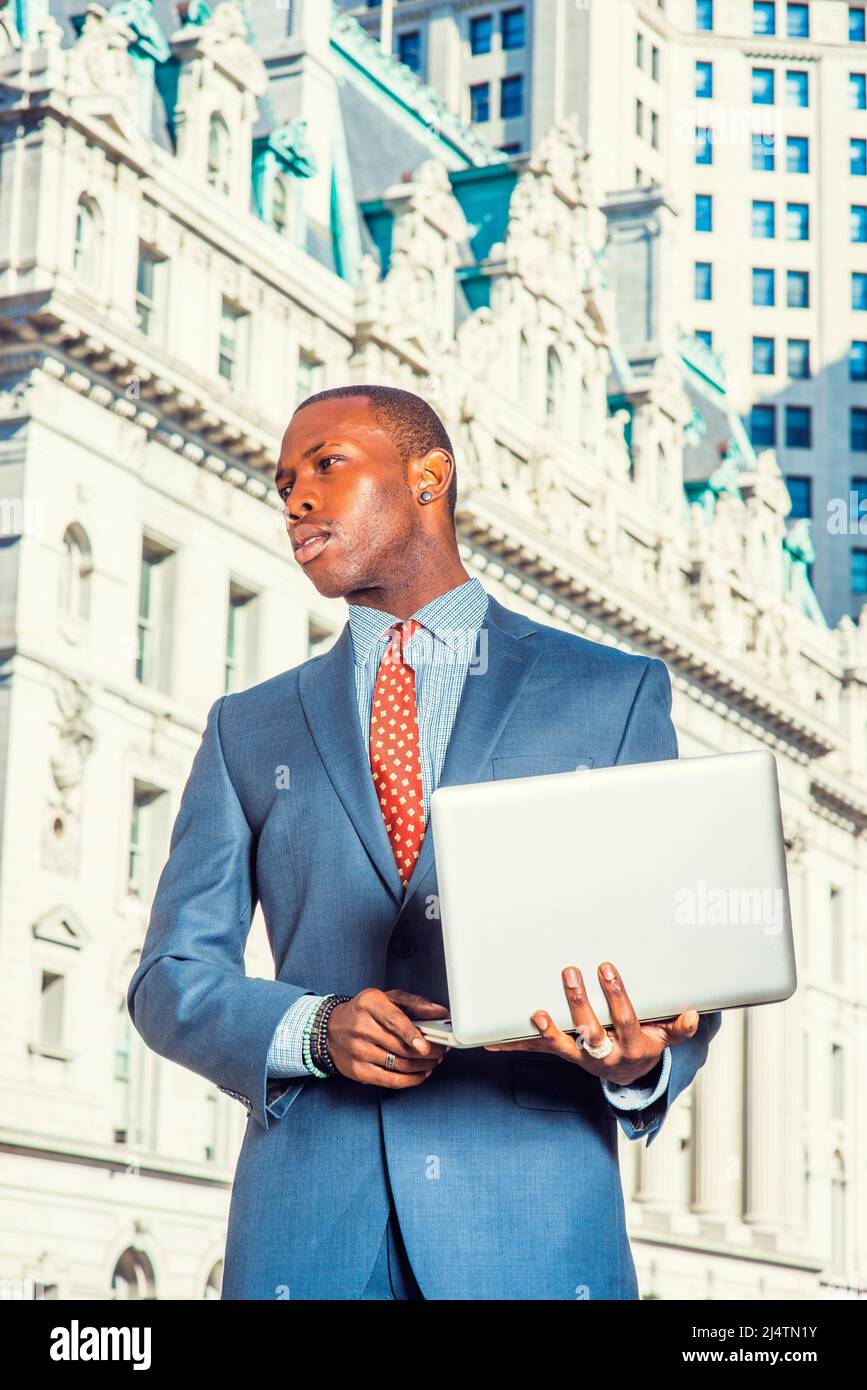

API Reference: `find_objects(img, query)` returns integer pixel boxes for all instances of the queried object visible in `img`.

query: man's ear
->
[410,448,454,502]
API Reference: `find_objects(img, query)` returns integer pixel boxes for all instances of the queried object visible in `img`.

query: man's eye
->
[279,457,339,500]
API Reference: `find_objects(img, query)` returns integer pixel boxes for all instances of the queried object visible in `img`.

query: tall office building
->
[0,0,864,1299]
[342,0,867,624]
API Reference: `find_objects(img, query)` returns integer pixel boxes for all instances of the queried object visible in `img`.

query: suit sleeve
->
[127,694,315,1131]
[601,657,723,1145]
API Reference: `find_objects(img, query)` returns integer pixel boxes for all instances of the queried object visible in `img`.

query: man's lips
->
[293,532,331,564]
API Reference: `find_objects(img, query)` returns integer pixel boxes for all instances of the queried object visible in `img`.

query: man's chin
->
[301,562,352,601]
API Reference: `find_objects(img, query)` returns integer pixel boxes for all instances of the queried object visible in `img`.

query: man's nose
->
[287,482,321,522]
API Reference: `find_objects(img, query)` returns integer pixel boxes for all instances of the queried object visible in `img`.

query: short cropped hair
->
[294,384,457,520]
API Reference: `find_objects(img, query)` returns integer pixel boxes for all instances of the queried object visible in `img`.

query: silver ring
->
[583,1032,614,1060]
[385,1052,397,1071]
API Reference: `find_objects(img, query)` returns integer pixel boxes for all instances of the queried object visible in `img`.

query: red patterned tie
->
[369,619,425,886]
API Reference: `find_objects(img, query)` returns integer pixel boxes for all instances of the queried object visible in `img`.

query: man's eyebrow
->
[276,442,340,480]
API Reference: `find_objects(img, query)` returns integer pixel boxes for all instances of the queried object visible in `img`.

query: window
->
[271,173,289,236]
[136,539,175,691]
[785,404,812,448]
[307,617,338,659]
[787,2,809,37]
[850,73,867,109]
[72,197,99,285]
[397,30,421,72]
[128,781,169,900]
[786,70,809,107]
[636,31,645,67]
[297,351,324,402]
[854,272,867,309]
[696,0,713,30]
[225,583,259,693]
[750,404,777,447]
[786,202,809,239]
[695,260,713,299]
[788,269,810,307]
[135,246,164,337]
[218,300,249,391]
[752,133,776,170]
[753,267,776,305]
[695,329,713,347]
[207,113,231,196]
[636,98,644,136]
[786,475,812,519]
[788,338,811,378]
[59,523,93,621]
[854,549,867,592]
[851,205,867,241]
[651,45,660,81]
[851,340,867,379]
[696,127,713,164]
[470,82,490,122]
[830,1044,845,1120]
[786,135,809,173]
[852,138,867,174]
[39,972,65,1049]
[696,60,713,98]
[851,6,866,42]
[470,14,493,54]
[852,408,867,451]
[502,7,525,50]
[830,887,844,983]
[752,68,775,105]
[545,348,563,424]
[752,200,775,237]
[695,193,713,231]
[753,335,776,374]
[650,110,659,148]
[753,2,776,35]
[500,74,524,118]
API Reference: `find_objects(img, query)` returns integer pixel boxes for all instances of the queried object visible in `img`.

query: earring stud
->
[420,490,432,501]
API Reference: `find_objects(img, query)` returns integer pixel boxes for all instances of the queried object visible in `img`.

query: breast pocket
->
[491,752,596,779]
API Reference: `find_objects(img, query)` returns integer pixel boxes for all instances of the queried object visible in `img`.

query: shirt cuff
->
[265,993,325,1077]
[600,1046,671,1111]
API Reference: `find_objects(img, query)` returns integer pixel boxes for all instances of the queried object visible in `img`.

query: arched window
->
[545,347,563,424]
[111,1248,156,1301]
[73,197,99,285]
[272,173,289,235]
[207,114,231,196]
[58,523,92,621]
[831,1151,846,1272]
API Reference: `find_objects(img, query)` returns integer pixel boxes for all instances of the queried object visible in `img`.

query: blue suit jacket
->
[127,593,721,1299]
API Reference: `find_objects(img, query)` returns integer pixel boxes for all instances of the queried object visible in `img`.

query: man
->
[127,385,721,1300]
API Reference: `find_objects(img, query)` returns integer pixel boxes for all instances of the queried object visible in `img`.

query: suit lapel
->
[397,594,541,915]
[297,593,541,914]
[298,623,406,905]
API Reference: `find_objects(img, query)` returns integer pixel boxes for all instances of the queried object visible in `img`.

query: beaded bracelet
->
[311,994,352,1076]
[301,1002,329,1079]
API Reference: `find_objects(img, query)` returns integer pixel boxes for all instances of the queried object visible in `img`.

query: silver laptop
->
[412,750,797,1047]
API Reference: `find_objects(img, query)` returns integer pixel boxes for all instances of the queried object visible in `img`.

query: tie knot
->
[385,619,422,664]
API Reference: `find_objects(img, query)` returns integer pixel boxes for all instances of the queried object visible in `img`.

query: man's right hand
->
[327,989,451,1087]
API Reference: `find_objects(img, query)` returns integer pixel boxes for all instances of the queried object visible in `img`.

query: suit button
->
[393,934,416,958]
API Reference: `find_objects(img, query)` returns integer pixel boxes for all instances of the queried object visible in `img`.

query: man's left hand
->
[483,963,700,1087]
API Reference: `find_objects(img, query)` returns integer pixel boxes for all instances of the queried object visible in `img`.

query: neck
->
[346,556,471,619]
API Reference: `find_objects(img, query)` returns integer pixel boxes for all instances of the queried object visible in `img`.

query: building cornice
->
[455,502,843,766]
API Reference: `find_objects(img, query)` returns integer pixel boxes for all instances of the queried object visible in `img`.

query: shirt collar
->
[347,576,489,667]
